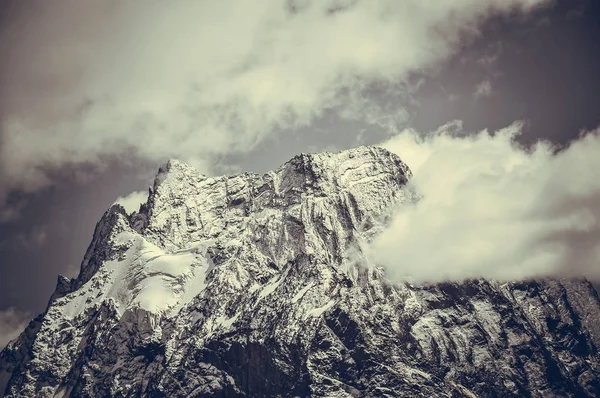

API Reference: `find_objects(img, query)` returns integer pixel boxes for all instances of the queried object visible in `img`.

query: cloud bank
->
[0,0,549,218]
[371,122,600,283]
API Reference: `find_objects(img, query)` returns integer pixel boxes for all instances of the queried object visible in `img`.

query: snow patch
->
[59,233,210,318]
[306,300,336,318]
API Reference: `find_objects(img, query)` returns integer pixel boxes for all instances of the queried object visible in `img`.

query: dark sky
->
[1,0,600,338]
[410,0,600,143]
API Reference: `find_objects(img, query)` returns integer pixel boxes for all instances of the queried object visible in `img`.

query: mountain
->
[1,146,600,397]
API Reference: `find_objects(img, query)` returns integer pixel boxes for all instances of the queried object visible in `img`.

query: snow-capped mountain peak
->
[1,146,599,397]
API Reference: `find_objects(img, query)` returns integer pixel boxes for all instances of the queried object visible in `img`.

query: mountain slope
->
[1,146,599,397]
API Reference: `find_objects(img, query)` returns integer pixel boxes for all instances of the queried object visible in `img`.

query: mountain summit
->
[1,146,599,397]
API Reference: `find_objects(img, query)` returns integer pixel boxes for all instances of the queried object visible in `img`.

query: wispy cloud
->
[477,53,500,67]
[476,41,504,78]
[0,308,31,349]
[473,79,493,99]
[0,225,48,249]
[372,122,600,283]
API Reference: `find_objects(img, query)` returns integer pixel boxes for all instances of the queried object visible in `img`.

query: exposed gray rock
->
[1,146,599,397]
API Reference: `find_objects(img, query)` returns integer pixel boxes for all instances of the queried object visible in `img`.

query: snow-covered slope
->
[1,146,599,397]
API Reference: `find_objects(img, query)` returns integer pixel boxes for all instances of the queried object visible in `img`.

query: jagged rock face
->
[1,146,600,397]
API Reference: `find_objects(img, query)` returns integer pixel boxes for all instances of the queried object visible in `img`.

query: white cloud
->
[370,122,600,283]
[114,190,149,214]
[473,79,493,99]
[0,0,550,215]
[0,308,31,349]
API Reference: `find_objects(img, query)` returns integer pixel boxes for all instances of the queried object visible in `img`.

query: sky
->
[1,0,600,347]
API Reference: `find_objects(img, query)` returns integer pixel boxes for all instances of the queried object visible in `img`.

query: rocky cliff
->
[1,146,599,397]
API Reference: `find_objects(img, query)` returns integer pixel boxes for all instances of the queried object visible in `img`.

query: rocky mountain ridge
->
[1,146,599,397]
